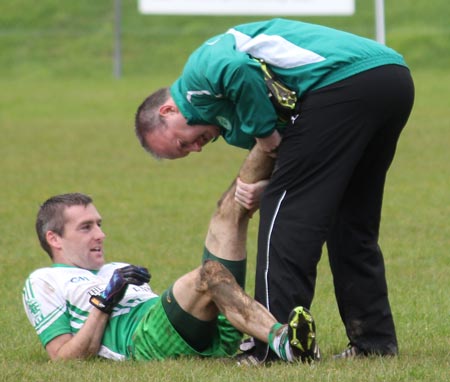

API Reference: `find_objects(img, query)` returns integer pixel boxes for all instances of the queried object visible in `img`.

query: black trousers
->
[254,65,415,359]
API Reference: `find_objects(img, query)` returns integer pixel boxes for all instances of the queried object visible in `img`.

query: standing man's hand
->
[256,130,282,158]
[235,177,270,214]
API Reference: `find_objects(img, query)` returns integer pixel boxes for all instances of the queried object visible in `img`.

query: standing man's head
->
[36,193,106,270]
[135,87,220,160]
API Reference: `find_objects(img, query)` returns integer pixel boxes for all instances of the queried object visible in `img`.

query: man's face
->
[145,111,221,159]
[54,204,106,270]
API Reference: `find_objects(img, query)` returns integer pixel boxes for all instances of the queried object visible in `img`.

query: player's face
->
[145,115,221,159]
[57,204,106,270]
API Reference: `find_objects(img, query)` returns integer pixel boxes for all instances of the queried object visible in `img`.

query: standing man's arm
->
[233,131,282,211]
[45,309,109,360]
[256,130,282,156]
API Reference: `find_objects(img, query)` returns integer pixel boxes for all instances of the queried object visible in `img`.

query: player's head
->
[36,193,103,262]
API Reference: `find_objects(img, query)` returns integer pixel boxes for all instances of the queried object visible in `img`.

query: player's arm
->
[47,265,151,361]
[45,308,109,360]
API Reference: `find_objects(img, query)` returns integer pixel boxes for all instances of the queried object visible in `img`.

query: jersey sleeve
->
[210,54,278,138]
[23,271,72,347]
[181,34,279,140]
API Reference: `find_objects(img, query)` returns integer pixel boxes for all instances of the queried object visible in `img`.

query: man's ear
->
[159,100,178,117]
[46,231,62,251]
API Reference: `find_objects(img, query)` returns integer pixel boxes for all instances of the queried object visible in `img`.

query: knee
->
[196,260,235,293]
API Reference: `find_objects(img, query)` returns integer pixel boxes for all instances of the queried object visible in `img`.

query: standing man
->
[23,145,319,364]
[134,18,415,361]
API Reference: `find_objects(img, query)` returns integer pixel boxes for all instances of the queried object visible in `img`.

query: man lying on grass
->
[22,145,319,364]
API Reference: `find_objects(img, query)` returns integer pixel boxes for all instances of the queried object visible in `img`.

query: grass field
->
[1,0,449,381]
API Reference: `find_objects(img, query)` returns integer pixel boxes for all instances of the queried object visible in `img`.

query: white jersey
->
[22,262,158,360]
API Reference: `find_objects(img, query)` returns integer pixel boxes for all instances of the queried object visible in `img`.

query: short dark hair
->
[36,193,93,258]
[134,87,170,159]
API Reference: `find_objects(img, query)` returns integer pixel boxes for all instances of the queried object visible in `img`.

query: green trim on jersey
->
[37,307,71,346]
[51,263,99,274]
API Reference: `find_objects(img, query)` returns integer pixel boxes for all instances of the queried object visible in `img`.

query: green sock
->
[268,323,293,362]
[202,247,246,289]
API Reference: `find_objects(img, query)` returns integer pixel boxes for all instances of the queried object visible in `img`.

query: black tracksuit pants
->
[254,64,415,359]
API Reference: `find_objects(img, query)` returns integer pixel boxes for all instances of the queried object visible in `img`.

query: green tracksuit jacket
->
[170,18,407,149]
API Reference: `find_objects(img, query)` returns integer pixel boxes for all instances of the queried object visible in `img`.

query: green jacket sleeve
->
[172,34,279,148]
[207,53,278,138]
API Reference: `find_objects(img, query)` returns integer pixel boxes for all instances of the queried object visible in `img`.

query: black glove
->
[90,265,151,314]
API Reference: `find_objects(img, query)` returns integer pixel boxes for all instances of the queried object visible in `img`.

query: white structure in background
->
[375,0,386,44]
[138,0,355,16]
[137,0,385,44]
[115,1,385,78]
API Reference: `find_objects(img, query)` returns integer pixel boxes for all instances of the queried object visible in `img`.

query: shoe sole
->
[288,306,317,363]
[235,353,262,366]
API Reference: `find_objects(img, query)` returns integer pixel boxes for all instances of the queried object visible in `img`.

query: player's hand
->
[235,177,269,213]
[90,265,151,314]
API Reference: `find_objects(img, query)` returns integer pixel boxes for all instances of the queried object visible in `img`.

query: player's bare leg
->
[204,143,274,261]
[199,144,318,363]
[194,260,319,364]
[172,144,318,363]
[174,143,274,316]
[196,260,278,343]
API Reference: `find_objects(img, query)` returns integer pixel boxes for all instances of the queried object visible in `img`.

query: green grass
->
[1,0,449,381]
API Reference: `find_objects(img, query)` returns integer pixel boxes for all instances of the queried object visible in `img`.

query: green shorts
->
[130,292,242,361]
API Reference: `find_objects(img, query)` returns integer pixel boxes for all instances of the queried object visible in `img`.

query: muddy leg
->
[204,145,274,260]
[197,260,277,342]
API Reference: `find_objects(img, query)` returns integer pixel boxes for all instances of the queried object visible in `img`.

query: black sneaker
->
[333,345,363,359]
[288,306,321,363]
[235,337,279,366]
[334,343,398,359]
